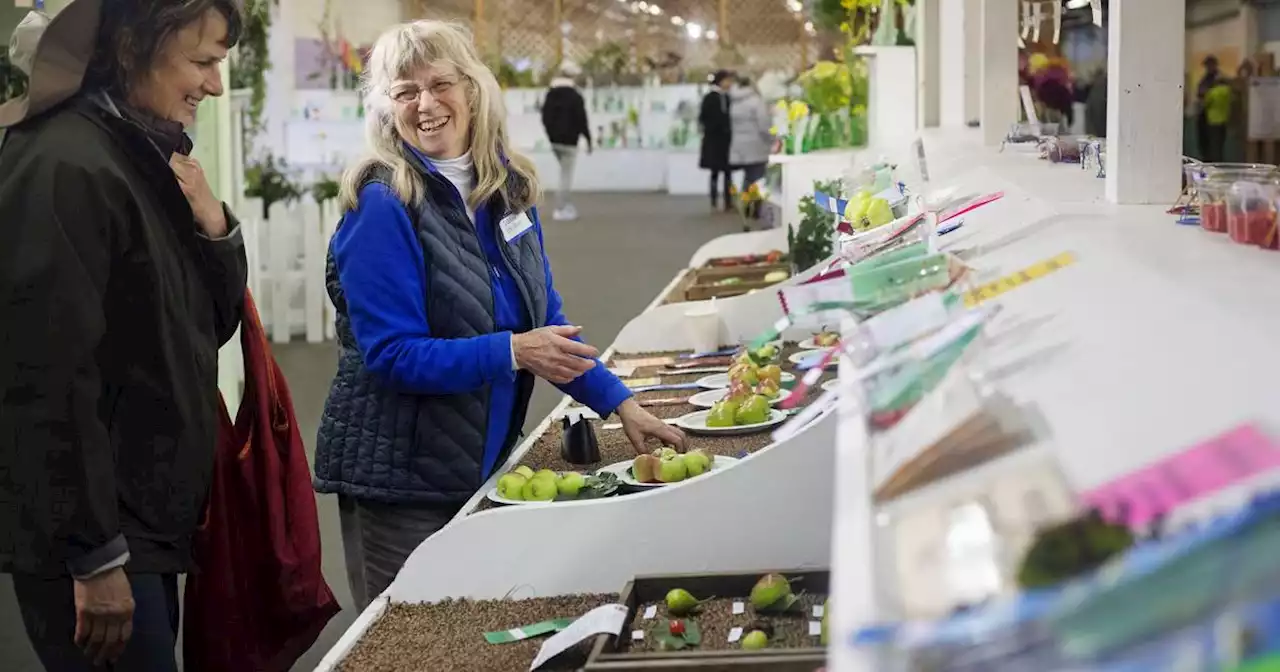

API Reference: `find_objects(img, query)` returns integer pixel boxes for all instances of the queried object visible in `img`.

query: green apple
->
[557,471,586,497]
[533,469,558,483]
[763,270,789,283]
[742,630,769,650]
[521,476,559,501]
[866,197,894,227]
[707,400,739,428]
[759,364,782,386]
[735,395,770,425]
[514,465,535,479]
[657,446,679,460]
[497,473,528,500]
[657,455,687,483]
[683,449,712,477]
[757,378,780,399]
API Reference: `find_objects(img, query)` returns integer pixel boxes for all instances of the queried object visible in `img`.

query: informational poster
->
[1247,77,1280,141]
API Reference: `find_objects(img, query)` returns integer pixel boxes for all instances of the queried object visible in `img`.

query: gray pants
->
[551,144,578,210]
[338,495,463,609]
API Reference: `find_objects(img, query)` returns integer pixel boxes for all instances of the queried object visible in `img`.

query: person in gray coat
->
[728,78,773,220]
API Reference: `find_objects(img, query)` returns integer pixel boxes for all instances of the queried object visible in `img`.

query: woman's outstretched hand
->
[617,398,686,455]
[513,325,599,384]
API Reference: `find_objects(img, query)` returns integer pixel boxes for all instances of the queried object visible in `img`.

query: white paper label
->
[530,604,628,670]
[643,605,657,620]
[864,293,951,351]
[1091,0,1103,27]
[728,627,744,643]
[732,602,745,615]
[812,605,825,618]
[631,629,645,641]
[508,627,527,640]
[809,621,823,636]
[501,212,535,242]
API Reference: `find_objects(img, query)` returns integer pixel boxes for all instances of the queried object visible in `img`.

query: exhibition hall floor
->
[0,193,744,672]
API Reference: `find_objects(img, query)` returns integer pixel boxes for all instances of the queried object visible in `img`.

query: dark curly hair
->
[84,0,243,96]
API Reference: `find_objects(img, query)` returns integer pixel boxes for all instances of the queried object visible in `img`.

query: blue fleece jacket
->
[330,164,632,479]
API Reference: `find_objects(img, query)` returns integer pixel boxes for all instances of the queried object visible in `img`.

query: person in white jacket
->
[727,77,773,220]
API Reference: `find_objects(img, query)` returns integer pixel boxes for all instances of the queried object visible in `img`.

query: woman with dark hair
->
[699,69,735,212]
[0,0,246,669]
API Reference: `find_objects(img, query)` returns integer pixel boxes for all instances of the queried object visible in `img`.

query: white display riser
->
[829,127,1280,666]
[770,149,864,233]
[314,222,820,669]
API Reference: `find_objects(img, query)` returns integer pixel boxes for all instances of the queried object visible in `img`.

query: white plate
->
[687,387,794,409]
[788,349,837,369]
[485,475,621,506]
[799,336,842,350]
[821,379,840,393]
[674,409,789,435]
[597,455,741,488]
[696,371,796,389]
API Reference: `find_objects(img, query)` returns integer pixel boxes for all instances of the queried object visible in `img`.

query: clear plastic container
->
[1227,179,1279,249]
[1196,164,1278,234]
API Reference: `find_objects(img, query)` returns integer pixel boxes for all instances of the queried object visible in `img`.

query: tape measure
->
[961,252,1077,308]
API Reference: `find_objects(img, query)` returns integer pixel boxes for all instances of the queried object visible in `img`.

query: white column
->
[939,0,982,127]
[979,0,1018,146]
[917,0,942,128]
[263,0,296,159]
[1105,0,1185,204]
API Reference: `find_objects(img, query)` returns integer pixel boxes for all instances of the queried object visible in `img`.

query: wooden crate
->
[681,265,792,302]
[584,569,829,671]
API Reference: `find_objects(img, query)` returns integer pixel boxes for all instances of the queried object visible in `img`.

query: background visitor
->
[541,60,591,222]
[699,69,735,213]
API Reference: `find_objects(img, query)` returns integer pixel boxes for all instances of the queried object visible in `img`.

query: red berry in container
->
[669,619,685,636]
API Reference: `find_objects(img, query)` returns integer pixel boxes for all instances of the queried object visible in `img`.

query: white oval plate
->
[596,455,741,488]
[674,408,789,435]
[799,336,841,350]
[788,349,837,369]
[687,387,793,409]
[485,475,620,506]
[821,379,840,393]
[696,371,796,389]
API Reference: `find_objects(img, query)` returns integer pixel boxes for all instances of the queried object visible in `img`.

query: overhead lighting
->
[786,0,803,12]
[686,22,703,39]
[648,4,662,15]
[804,21,815,34]
[1066,0,1089,8]
[706,29,718,40]
[671,15,685,25]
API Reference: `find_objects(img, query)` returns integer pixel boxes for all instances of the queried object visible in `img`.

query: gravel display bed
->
[338,594,618,672]
[623,594,827,653]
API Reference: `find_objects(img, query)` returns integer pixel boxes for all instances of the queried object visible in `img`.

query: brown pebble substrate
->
[338,594,618,672]
[621,594,827,654]
[470,344,836,514]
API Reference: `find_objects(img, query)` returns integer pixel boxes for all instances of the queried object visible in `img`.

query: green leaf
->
[655,634,687,651]
[682,620,702,646]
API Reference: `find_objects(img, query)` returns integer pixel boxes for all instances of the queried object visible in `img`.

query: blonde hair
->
[338,20,540,214]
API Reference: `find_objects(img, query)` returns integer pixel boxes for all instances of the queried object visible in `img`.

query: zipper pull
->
[492,265,501,279]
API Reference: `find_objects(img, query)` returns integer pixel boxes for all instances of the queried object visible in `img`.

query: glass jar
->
[1197,164,1277,233]
[1227,180,1279,248]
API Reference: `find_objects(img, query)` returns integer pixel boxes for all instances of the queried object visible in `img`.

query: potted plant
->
[244,153,302,220]
[788,178,843,273]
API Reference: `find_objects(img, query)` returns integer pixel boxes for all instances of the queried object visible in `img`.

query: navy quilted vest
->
[313,159,548,504]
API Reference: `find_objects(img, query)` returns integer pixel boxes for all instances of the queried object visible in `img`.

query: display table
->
[827,127,1280,668]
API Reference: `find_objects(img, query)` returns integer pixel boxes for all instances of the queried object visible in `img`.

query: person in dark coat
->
[314,20,684,610]
[541,60,592,221]
[0,0,247,669]
[699,69,735,212]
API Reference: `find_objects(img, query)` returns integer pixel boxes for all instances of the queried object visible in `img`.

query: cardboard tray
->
[585,569,828,671]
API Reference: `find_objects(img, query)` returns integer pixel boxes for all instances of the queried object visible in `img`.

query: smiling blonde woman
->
[314,20,685,608]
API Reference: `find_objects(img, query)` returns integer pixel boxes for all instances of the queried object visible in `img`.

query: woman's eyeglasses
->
[389,79,457,104]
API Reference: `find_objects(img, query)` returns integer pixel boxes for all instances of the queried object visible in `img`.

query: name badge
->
[500,211,534,242]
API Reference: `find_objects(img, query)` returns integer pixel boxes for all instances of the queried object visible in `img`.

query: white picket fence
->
[237,197,342,345]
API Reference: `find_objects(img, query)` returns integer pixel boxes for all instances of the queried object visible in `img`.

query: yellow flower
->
[787,101,810,122]
[775,100,789,114]
[839,21,851,34]
[769,125,779,136]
